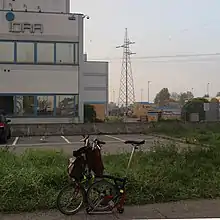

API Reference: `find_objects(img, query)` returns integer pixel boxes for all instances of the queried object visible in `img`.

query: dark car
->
[0,113,11,144]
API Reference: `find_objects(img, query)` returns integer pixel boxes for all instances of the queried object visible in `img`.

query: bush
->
[1,145,220,212]
[105,116,124,122]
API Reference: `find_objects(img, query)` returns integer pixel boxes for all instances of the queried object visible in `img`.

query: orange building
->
[132,102,157,118]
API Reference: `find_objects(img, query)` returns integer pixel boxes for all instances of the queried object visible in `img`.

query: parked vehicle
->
[0,113,11,144]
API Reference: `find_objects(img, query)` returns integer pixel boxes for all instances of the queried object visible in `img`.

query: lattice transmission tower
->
[117,28,135,109]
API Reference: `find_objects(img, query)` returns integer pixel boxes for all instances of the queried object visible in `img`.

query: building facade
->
[83,55,108,121]
[0,0,108,123]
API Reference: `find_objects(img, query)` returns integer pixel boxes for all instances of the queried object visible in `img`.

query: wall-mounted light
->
[68,14,90,21]
[68,14,76,20]
[9,3,13,11]
[37,6,42,12]
[82,14,90,19]
[23,4,27,12]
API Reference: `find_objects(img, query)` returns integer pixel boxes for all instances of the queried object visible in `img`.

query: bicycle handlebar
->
[80,134,89,142]
[80,134,106,147]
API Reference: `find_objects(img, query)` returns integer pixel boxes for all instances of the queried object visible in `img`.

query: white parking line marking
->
[105,135,125,142]
[61,136,71,144]
[12,137,19,146]
[10,140,122,148]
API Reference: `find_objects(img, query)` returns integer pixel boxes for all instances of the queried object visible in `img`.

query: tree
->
[154,88,170,106]
[203,94,209,98]
[181,97,209,121]
[211,97,219,103]
[216,92,220,97]
[179,91,194,105]
[170,92,180,101]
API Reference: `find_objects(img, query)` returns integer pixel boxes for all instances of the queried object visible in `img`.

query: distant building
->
[132,102,156,118]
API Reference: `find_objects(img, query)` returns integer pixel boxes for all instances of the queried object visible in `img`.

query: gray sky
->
[71,0,220,102]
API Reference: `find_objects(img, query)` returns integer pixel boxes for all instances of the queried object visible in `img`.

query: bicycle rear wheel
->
[56,181,86,215]
[86,179,119,212]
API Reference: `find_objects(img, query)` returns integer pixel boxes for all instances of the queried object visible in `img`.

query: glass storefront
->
[0,94,78,117]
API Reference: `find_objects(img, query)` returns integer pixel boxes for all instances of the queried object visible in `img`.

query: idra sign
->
[5,11,43,34]
[9,22,43,33]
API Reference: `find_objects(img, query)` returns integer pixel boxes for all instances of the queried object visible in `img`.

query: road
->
[0,134,189,155]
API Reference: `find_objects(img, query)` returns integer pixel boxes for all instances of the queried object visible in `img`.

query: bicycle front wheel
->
[86,179,119,211]
[56,182,86,215]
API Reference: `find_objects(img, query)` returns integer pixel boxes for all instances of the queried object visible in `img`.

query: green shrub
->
[105,116,124,122]
[1,145,220,212]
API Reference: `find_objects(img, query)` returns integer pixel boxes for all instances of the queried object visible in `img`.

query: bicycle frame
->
[125,145,138,176]
[95,143,139,185]
[89,144,139,213]
[81,137,146,215]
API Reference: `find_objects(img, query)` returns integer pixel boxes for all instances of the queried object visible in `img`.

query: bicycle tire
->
[86,179,119,211]
[56,182,86,215]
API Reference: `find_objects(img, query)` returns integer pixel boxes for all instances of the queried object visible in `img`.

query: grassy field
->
[149,121,220,145]
[1,143,220,212]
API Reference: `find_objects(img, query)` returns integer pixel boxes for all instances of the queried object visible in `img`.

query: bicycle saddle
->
[124,140,145,145]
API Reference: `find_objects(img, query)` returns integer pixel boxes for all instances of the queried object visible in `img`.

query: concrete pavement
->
[2,199,220,219]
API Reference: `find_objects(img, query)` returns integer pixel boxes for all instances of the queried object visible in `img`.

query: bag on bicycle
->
[68,145,104,180]
[68,147,86,181]
[86,146,104,177]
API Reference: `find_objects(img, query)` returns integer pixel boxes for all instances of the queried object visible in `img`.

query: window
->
[37,43,54,63]
[56,43,74,64]
[74,43,79,64]
[37,96,54,116]
[0,42,14,62]
[15,96,35,116]
[17,42,34,63]
[56,95,78,116]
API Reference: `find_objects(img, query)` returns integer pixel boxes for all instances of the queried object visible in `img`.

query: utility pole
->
[141,88,143,103]
[117,28,136,111]
[113,89,115,103]
[148,81,151,103]
[207,83,210,97]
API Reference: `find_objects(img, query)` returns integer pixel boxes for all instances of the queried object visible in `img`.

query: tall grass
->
[150,121,220,145]
[1,144,220,212]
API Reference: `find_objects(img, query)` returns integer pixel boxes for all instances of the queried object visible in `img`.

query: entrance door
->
[0,96,14,115]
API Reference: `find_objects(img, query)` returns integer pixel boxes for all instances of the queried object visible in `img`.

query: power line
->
[131,52,220,59]
[94,52,220,61]
[113,57,220,63]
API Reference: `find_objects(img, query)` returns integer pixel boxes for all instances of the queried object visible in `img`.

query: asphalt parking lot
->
[1,133,191,155]
[2,134,151,146]
[1,134,171,155]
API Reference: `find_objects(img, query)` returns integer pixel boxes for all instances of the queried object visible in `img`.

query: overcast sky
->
[71,0,220,102]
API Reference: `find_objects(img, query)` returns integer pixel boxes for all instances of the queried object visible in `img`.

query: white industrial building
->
[0,0,108,123]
